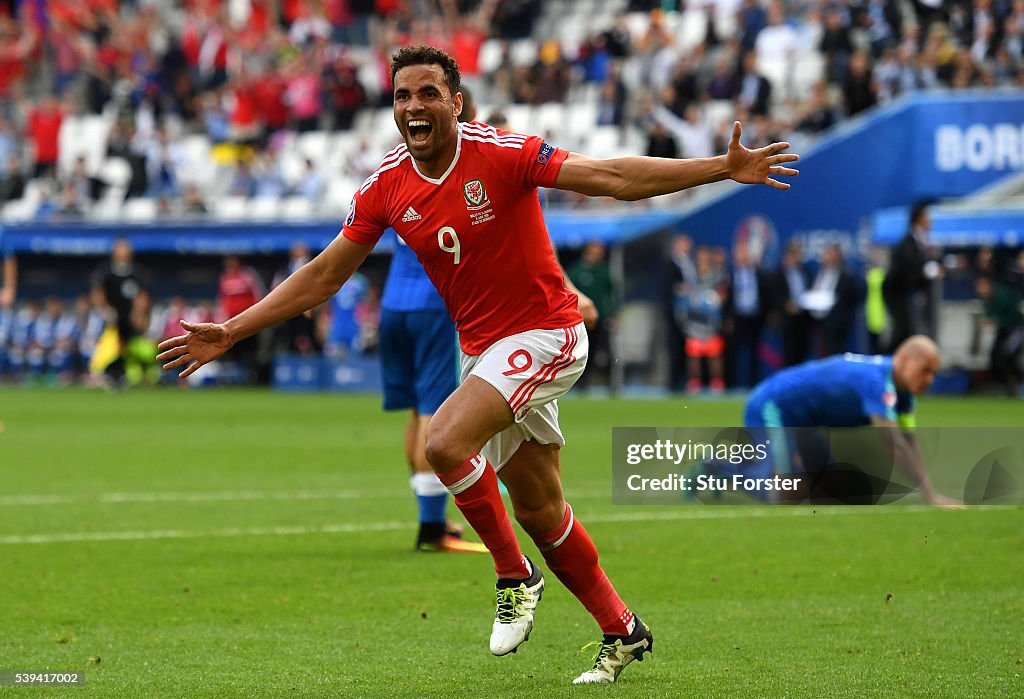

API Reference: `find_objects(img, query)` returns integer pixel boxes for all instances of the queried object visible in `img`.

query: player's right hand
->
[575,290,599,329]
[157,320,235,378]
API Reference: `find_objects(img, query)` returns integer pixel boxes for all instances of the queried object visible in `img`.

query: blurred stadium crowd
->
[0,0,1022,218]
[0,0,1022,392]
[0,240,381,386]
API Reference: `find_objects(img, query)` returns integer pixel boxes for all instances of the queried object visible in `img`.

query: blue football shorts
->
[379,308,458,415]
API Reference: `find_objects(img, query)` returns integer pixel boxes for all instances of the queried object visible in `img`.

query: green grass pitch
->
[0,388,1020,698]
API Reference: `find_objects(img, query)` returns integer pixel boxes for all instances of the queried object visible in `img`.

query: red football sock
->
[534,504,634,636]
[437,454,529,579]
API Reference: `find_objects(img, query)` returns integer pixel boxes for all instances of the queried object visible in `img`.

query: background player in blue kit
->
[325,271,369,357]
[743,335,961,506]
[379,220,487,552]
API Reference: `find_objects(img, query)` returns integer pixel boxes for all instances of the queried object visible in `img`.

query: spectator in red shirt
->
[281,0,303,25]
[252,66,289,144]
[218,254,266,382]
[0,17,36,100]
[444,0,495,79]
[234,0,273,54]
[26,94,65,179]
[325,51,368,130]
[227,70,260,145]
[218,254,265,320]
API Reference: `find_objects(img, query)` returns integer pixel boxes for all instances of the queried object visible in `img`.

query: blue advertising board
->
[875,206,1024,247]
[0,211,681,256]
[272,355,382,393]
[676,90,1024,260]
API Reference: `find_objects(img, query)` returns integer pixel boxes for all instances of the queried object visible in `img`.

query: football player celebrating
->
[159,45,799,684]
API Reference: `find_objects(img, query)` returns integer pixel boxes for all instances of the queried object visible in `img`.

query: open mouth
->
[407,119,432,144]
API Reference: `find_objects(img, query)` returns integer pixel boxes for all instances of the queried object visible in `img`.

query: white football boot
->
[572,616,654,684]
[489,557,544,656]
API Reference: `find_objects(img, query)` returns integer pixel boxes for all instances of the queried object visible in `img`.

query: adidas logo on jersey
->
[402,206,422,222]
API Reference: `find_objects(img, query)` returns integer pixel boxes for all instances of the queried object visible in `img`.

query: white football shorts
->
[461,322,589,470]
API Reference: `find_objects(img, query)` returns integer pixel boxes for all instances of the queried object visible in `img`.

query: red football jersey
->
[342,122,582,355]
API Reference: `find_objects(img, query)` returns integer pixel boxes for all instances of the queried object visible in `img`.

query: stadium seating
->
[249,197,281,222]
[91,188,125,221]
[121,198,158,222]
[280,197,315,221]
[213,196,250,222]
[180,134,217,189]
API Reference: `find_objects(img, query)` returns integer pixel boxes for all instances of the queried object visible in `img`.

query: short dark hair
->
[390,45,461,96]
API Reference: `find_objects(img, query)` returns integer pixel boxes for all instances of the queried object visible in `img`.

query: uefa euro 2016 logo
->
[345,196,357,226]
[536,142,554,165]
[463,179,490,211]
[734,214,779,267]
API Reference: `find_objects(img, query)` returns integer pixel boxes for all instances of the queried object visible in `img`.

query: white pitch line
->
[0,488,610,507]
[0,505,1006,546]
[0,521,413,545]
[0,490,371,506]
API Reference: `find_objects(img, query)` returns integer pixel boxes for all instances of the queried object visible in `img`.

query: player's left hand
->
[576,291,599,328]
[726,121,799,190]
[157,320,235,378]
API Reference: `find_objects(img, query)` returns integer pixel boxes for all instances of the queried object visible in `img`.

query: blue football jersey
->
[329,272,368,349]
[750,354,914,427]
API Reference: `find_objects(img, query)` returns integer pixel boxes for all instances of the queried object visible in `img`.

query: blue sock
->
[410,472,448,524]
[417,492,448,524]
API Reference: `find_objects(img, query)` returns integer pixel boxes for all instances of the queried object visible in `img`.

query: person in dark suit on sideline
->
[725,239,770,388]
[809,244,863,357]
[883,201,942,351]
[769,238,811,366]
[662,233,696,393]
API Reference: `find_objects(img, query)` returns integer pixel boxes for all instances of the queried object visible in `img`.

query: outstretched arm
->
[554,121,798,201]
[158,234,375,377]
[871,416,964,508]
